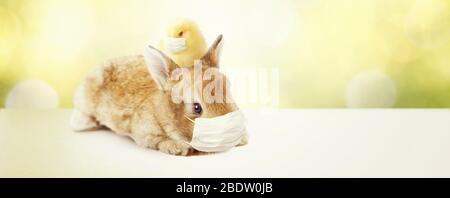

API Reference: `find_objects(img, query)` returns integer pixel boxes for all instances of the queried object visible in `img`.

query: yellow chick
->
[158,18,207,67]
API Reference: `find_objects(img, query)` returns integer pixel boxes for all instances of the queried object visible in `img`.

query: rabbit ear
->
[202,35,223,68]
[143,45,178,91]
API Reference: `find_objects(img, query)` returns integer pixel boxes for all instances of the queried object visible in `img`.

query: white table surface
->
[1,109,449,178]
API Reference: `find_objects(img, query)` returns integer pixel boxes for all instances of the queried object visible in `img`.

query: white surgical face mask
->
[185,111,247,153]
[165,37,186,53]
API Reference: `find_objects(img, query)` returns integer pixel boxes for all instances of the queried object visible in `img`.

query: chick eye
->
[193,103,202,115]
[178,31,184,37]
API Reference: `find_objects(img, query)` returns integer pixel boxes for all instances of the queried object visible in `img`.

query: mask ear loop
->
[184,115,195,123]
[183,115,195,147]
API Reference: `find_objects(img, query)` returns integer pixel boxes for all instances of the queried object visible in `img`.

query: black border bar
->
[1,178,449,196]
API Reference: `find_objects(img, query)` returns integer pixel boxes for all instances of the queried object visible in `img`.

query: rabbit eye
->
[193,103,202,115]
[178,31,184,37]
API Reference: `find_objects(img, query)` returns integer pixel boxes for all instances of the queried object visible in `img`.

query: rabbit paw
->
[158,140,193,156]
[70,109,100,131]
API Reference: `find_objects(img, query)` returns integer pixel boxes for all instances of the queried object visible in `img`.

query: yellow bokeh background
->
[0,0,449,108]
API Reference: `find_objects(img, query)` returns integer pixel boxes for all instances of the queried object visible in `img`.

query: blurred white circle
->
[5,80,59,109]
[346,71,397,108]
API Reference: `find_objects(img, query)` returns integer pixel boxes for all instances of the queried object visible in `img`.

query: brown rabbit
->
[70,35,248,156]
